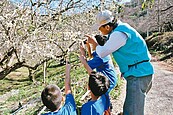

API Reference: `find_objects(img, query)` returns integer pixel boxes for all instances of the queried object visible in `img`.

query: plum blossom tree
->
[0,0,96,80]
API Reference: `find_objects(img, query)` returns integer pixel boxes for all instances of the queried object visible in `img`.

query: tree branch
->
[0,61,25,80]
[161,5,173,12]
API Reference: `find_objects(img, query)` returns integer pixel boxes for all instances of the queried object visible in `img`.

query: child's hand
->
[80,44,85,56]
[79,52,93,74]
[79,54,87,64]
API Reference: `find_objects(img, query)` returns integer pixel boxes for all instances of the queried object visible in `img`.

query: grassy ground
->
[1,31,172,115]
[0,55,123,115]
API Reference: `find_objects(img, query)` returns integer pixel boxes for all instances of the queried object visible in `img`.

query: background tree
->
[120,0,173,37]
[0,0,93,80]
[0,0,127,80]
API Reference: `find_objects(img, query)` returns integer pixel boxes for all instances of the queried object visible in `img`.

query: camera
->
[83,39,87,44]
[95,35,107,46]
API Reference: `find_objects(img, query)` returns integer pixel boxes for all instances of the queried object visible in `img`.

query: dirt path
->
[145,61,173,115]
[111,61,173,115]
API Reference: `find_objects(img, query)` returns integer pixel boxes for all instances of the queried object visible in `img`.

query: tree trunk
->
[0,61,24,80]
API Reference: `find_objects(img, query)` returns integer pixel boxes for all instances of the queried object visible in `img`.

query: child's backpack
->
[104,108,111,115]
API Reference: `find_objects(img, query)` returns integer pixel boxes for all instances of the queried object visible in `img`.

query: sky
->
[9,0,131,15]
[120,0,131,3]
[9,0,131,5]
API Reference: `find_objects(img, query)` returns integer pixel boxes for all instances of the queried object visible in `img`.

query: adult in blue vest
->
[87,10,154,115]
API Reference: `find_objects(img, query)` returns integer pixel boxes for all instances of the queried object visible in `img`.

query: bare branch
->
[161,5,173,12]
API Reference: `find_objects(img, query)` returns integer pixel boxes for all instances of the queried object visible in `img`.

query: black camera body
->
[83,39,87,44]
[95,35,107,46]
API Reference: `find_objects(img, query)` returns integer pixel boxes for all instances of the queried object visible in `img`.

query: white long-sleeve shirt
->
[96,31,128,58]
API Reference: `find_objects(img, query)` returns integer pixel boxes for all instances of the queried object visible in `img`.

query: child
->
[81,71,111,115]
[41,61,77,115]
[80,35,117,93]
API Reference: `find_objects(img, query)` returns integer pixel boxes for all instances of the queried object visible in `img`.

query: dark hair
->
[41,84,62,112]
[101,18,117,30]
[89,71,110,96]
[95,35,107,46]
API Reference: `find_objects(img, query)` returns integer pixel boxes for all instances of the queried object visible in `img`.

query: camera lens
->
[83,40,87,44]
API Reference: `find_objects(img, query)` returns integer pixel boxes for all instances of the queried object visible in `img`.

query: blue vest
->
[109,22,154,77]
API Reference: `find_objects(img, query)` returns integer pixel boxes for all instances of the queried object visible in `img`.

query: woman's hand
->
[85,34,98,49]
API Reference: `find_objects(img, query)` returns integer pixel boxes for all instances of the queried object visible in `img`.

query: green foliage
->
[142,0,155,10]
[118,5,124,14]
[110,74,124,99]
[0,53,123,114]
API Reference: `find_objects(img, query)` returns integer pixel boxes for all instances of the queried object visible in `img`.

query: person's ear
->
[105,25,110,30]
